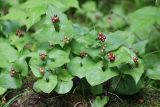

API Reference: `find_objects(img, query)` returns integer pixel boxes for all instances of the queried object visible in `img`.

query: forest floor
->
[2,85,159,107]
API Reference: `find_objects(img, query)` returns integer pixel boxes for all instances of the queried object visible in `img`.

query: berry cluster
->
[100,44,106,53]
[10,68,16,77]
[98,33,106,42]
[107,52,116,62]
[39,67,45,73]
[52,15,60,23]
[16,29,24,37]
[63,36,70,44]
[133,57,138,65]
[39,53,47,61]
[80,51,87,58]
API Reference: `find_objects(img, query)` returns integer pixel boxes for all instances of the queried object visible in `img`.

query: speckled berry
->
[39,53,47,61]
[107,52,116,62]
[52,15,60,23]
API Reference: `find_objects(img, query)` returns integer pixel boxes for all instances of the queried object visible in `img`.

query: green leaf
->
[2,8,27,21]
[0,87,7,95]
[143,53,160,80]
[25,14,41,30]
[128,6,160,32]
[112,75,144,95]
[132,40,148,55]
[21,0,47,9]
[86,69,118,86]
[0,73,22,89]
[77,30,97,46]
[92,96,109,107]
[46,5,75,46]
[71,40,87,55]
[67,57,85,78]
[47,48,70,69]
[29,53,44,77]
[34,75,57,93]
[110,6,126,29]
[0,55,10,68]
[72,33,101,58]
[105,31,132,52]
[91,85,103,95]
[58,0,79,9]
[30,65,42,78]
[143,53,160,69]
[122,59,144,84]
[67,57,102,78]
[108,47,131,67]
[82,1,96,12]
[1,21,20,36]
[46,4,68,25]
[55,80,73,94]
[85,48,102,59]
[147,66,160,80]
[13,57,28,76]
[73,24,89,36]
[58,69,73,81]
[20,0,47,29]
[9,34,32,52]
[33,27,53,42]
[0,42,18,67]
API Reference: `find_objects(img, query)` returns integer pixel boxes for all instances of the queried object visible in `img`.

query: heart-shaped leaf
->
[92,96,109,107]
[55,80,73,94]
[86,69,118,86]
[13,57,28,76]
[108,47,131,67]
[0,73,22,89]
[112,75,144,95]
[68,57,102,78]
[58,69,73,81]
[34,75,57,93]
[0,42,18,67]
[123,59,144,84]
[47,48,70,69]
[0,87,7,95]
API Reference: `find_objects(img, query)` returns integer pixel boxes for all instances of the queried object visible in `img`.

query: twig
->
[89,99,93,107]
[107,92,123,103]
[74,101,84,107]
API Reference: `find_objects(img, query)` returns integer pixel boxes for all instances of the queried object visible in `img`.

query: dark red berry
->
[52,15,60,23]
[98,32,106,42]
[133,57,138,65]
[107,52,116,62]
[101,38,106,42]
[98,35,102,40]
[16,29,24,37]
[39,53,47,61]
[99,32,103,36]
[102,36,106,39]
[80,51,87,58]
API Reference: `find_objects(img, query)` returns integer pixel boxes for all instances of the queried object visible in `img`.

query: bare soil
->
[3,86,159,107]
